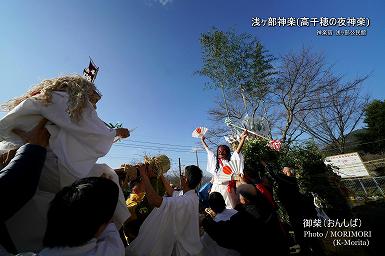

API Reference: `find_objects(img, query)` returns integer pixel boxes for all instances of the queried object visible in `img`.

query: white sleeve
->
[40,92,116,177]
[231,151,244,175]
[95,223,125,256]
[206,149,217,176]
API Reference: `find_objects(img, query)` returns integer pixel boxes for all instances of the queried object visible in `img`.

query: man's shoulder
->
[172,190,183,197]
[215,208,237,221]
[162,190,199,208]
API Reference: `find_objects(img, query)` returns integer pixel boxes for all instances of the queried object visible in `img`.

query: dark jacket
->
[271,172,316,221]
[203,204,289,256]
[0,144,46,253]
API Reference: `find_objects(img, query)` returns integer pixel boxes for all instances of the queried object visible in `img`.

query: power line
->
[124,139,194,148]
[116,143,192,151]
[113,136,385,160]
[113,143,206,153]
[120,143,205,152]
[114,145,191,153]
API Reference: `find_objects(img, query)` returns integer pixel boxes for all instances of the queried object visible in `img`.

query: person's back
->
[227,204,287,256]
[128,191,200,256]
[276,173,302,211]
[126,165,203,256]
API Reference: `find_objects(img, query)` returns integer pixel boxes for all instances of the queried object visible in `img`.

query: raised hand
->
[240,129,249,140]
[115,128,130,139]
[200,136,209,150]
[235,129,249,154]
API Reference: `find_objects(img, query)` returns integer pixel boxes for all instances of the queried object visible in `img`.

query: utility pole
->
[178,158,182,188]
[192,148,200,167]
[195,150,199,167]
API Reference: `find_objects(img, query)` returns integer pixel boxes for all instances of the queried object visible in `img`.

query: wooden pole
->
[178,158,182,188]
[195,150,199,167]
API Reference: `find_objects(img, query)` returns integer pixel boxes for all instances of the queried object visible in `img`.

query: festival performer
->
[0,75,130,252]
[200,130,248,208]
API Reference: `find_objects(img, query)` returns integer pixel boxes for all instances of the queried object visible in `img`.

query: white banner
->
[325,152,369,178]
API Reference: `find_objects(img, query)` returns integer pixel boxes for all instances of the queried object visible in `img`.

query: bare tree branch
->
[300,77,369,153]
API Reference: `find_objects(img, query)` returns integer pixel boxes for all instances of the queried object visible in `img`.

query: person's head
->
[208,192,226,214]
[182,165,203,190]
[43,177,119,248]
[282,167,294,177]
[215,145,231,171]
[238,184,258,205]
[2,75,101,121]
[242,163,264,185]
[217,145,231,160]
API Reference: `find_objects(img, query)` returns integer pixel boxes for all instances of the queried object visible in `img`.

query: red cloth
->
[255,183,276,209]
[227,180,237,193]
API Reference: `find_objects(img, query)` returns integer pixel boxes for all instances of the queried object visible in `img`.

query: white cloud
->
[143,0,174,8]
[157,0,173,6]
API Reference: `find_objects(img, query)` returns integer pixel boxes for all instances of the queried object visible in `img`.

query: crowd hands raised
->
[0,76,320,256]
[0,121,294,256]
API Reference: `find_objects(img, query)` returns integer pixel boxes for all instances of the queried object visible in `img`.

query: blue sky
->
[1,0,384,173]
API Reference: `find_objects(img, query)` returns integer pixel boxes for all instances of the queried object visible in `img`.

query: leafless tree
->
[272,48,343,145]
[300,77,369,153]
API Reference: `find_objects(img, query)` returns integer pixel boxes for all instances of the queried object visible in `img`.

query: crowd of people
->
[0,75,324,255]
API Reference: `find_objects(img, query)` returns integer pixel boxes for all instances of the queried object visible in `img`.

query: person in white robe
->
[200,130,248,209]
[201,192,239,256]
[126,164,203,256]
[0,75,130,252]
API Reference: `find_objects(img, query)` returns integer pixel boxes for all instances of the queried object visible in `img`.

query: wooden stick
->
[228,123,270,140]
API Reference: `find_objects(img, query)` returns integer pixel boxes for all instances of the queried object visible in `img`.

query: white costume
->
[206,149,243,208]
[126,190,203,256]
[21,223,125,256]
[201,208,239,256]
[0,91,129,252]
